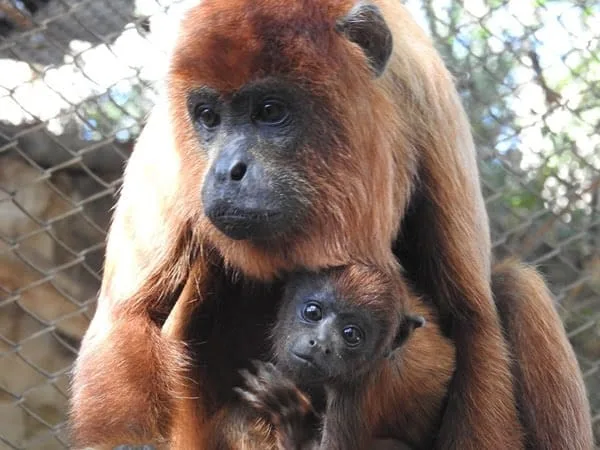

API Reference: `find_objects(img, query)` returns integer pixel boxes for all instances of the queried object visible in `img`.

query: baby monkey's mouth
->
[291,350,315,365]
[289,351,328,380]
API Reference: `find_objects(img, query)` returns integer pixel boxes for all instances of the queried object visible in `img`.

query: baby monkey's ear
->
[387,314,426,358]
[406,314,426,332]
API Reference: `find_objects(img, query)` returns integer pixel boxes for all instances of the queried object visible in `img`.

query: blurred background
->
[0,0,598,448]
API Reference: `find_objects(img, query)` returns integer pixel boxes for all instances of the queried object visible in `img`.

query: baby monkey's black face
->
[272,268,424,386]
[277,286,379,383]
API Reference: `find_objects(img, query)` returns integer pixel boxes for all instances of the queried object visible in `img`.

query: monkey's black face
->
[286,301,373,383]
[189,80,316,241]
[274,274,385,385]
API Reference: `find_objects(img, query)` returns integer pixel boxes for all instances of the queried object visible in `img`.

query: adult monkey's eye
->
[302,303,322,322]
[253,100,289,125]
[194,106,221,129]
[342,326,364,346]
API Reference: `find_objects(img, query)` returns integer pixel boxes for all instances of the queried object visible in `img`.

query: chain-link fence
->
[0,0,598,448]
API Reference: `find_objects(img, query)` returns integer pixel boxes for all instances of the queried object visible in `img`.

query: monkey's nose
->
[308,339,330,355]
[213,155,249,183]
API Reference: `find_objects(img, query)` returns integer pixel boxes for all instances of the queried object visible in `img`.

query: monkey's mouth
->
[289,352,327,384]
[291,351,319,369]
[206,207,285,241]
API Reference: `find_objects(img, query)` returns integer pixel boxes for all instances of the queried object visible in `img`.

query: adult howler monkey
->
[69,1,593,449]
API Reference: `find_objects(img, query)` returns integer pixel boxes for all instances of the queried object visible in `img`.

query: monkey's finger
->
[239,375,292,412]
[240,369,266,393]
[233,387,284,425]
[239,368,254,383]
[234,387,269,409]
[255,361,287,386]
[162,274,198,339]
[250,359,264,372]
[233,387,263,407]
[263,361,277,372]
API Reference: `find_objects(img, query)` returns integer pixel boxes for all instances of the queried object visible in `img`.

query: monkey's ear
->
[336,2,393,77]
[406,314,426,331]
[388,314,426,356]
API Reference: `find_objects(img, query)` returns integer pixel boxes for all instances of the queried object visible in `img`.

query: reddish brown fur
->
[69,0,592,449]
[201,408,279,450]
[361,283,456,448]
[493,260,594,450]
[332,263,407,314]
[325,266,457,448]
[70,314,184,448]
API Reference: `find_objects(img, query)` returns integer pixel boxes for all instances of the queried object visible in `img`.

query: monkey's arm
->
[317,386,372,450]
[69,105,202,448]
[69,271,204,448]
[382,9,525,443]
[493,261,593,449]
[396,167,525,449]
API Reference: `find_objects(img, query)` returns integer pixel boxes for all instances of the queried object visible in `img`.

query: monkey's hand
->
[235,361,319,450]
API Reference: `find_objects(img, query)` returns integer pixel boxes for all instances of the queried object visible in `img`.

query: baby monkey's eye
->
[342,326,364,346]
[302,303,322,322]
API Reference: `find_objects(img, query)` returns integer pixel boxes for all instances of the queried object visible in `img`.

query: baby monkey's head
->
[273,264,424,386]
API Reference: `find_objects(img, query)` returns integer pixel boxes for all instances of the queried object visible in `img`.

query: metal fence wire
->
[0,0,598,448]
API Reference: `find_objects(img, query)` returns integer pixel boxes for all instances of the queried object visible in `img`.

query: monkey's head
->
[167,0,415,278]
[272,264,424,386]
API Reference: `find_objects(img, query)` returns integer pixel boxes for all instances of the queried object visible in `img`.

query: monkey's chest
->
[187,280,281,413]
